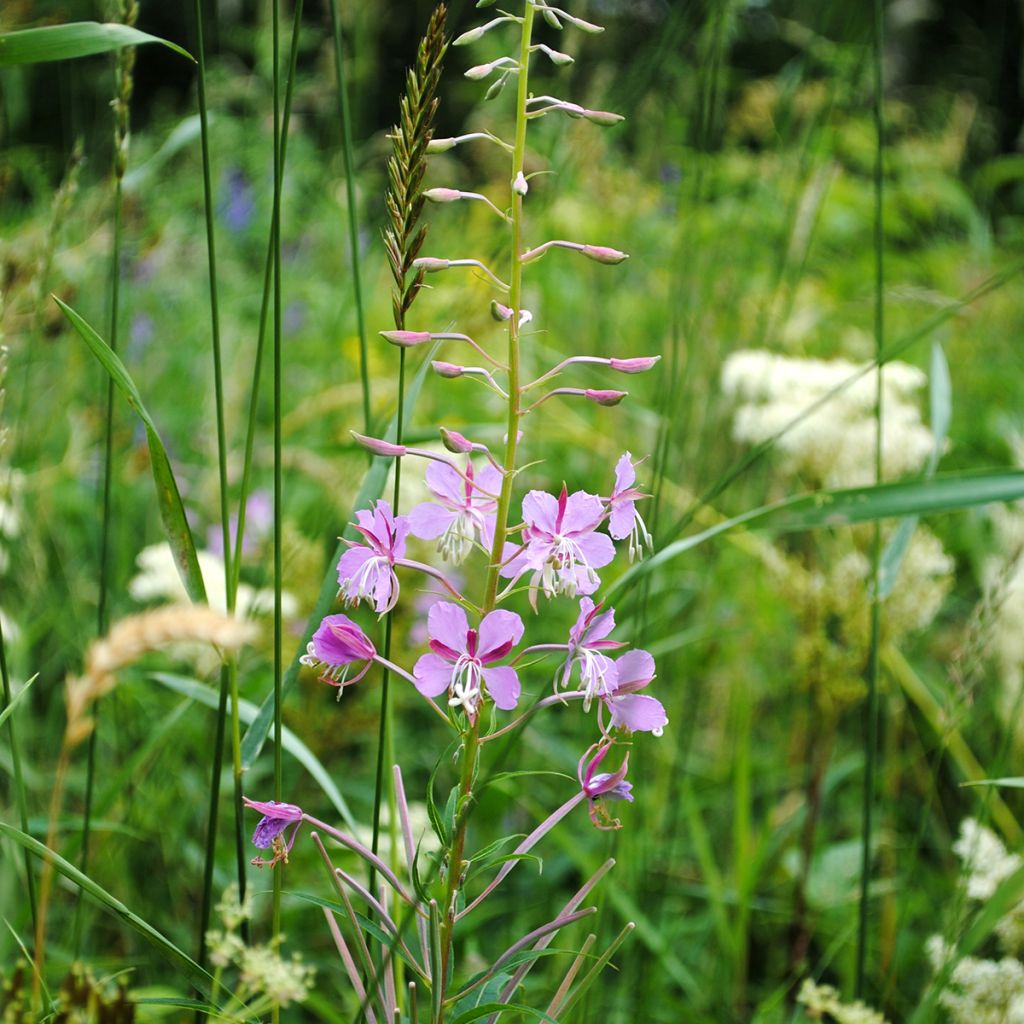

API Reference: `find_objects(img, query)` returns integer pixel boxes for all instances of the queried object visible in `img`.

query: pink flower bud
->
[350,432,407,457]
[581,245,629,265]
[583,109,625,126]
[491,301,513,321]
[465,62,496,80]
[424,187,462,203]
[432,361,465,379]
[440,428,475,453]
[609,356,661,373]
[379,330,432,346]
[585,389,628,407]
[413,257,450,272]
[513,171,528,196]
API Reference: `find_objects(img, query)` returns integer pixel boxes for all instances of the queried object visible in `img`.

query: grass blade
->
[0,22,193,65]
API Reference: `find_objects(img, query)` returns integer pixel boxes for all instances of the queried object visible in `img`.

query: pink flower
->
[413,602,524,714]
[500,485,615,602]
[408,460,501,564]
[608,452,652,561]
[336,501,409,613]
[561,597,625,707]
[299,613,376,689]
[578,743,633,830]
[243,797,304,867]
[602,649,667,736]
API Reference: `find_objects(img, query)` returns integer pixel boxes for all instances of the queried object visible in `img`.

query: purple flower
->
[413,602,524,714]
[221,167,255,234]
[578,743,633,830]
[500,486,615,602]
[408,460,501,564]
[299,613,376,689]
[561,597,625,706]
[608,452,652,561]
[243,797,303,867]
[602,649,667,736]
[337,501,409,613]
[208,489,273,558]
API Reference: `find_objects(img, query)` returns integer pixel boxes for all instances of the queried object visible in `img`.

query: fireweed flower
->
[578,742,633,830]
[299,613,376,690]
[602,649,667,737]
[501,486,615,603]
[336,500,409,614]
[608,452,652,561]
[413,601,525,714]
[408,459,501,564]
[561,597,625,708]
[243,797,304,868]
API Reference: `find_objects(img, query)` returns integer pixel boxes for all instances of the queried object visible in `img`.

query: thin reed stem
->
[856,0,885,997]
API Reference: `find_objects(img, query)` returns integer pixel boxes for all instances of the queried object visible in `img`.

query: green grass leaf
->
[0,22,193,65]
[0,673,37,731]
[56,297,207,605]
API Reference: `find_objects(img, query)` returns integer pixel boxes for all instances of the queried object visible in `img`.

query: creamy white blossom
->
[927,936,1024,1024]
[797,979,890,1024]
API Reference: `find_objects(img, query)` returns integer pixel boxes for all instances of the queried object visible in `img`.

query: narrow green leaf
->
[0,822,215,995]
[0,22,193,65]
[0,673,37,731]
[240,350,436,768]
[56,298,207,604]
[450,1002,559,1024]
[124,114,210,193]
[961,777,1024,789]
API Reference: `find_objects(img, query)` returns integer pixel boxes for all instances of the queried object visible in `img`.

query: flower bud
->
[350,432,407,457]
[541,7,562,28]
[581,244,629,265]
[567,14,604,33]
[432,361,465,379]
[413,257,450,272]
[465,62,496,80]
[380,329,432,346]
[453,25,487,45]
[513,171,529,196]
[585,389,628,407]
[491,300,513,321]
[427,137,457,153]
[583,109,625,126]
[440,428,475,454]
[424,187,462,203]
[610,356,660,373]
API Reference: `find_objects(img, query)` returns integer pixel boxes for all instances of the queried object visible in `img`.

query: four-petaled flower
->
[561,597,625,708]
[501,486,615,604]
[413,602,524,715]
[601,649,667,736]
[299,613,376,690]
[607,452,652,562]
[408,459,501,565]
[337,501,409,613]
[244,797,304,868]
[578,742,633,830]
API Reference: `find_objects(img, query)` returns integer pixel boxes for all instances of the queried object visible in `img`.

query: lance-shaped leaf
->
[0,21,193,65]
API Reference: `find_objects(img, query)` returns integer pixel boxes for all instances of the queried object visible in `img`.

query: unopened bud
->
[351,432,407,457]
[380,330,432,347]
[424,187,462,203]
[432,361,465,379]
[583,109,625,126]
[427,137,457,153]
[541,7,562,28]
[581,245,629,265]
[454,25,487,45]
[413,257,450,272]
[465,62,496,80]
[538,44,574,66]
[610,356,660,373]
[567,15,604,33]
[585,389,628,407]
[440,428,475,454]
[513,171,529,196]
[491,300,513,321]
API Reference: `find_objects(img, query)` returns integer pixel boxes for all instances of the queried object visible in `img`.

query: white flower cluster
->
[982,503,1024,720]
[721,350,935,488]
[797,979,890,1024]
[927,937,1024,1024]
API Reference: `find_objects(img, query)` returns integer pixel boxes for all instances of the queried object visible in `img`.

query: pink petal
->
[391,515,410,558]
[576,531,616,569]
[482,665,521,710]
[561,490,605,535]
[337,545,373,584]
[587,603,616,643]
[427,601,469,654]
[613,452,635,495]
[475,464,503,507]
[478,609,525,662]
[609,500,636,541]
[607,693,667,733]
[371,566,398,613]
[498,540,532,579]
[521,490,559,534]
[613,649,656,693]
[413,653,453,698]
[408,502,456,540]
[425,461,465,507]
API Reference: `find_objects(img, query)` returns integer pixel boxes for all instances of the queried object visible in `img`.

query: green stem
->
[856,0,885,997]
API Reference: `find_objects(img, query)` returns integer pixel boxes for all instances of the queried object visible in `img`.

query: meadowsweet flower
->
[413,601,524,714]
[603,649,667,736]
[926,937,1024,1024]
[560,598,624,706]
[501,486,615,603]
[797,979,890,1024]
[408,459,501,564]
[607,452,652,561]
[578,742,633,830]
[299,614,376,690]
[337,501,409,613]
[238,945,315,1007]
[244,798,304,868]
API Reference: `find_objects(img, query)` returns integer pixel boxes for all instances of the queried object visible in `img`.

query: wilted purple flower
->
[413,602,524,714]
[602,649,667,736]
[578,743,633,830]
[337,501,409,614]
[243,797,303,867]
[560,597,625,707]
[299,613,377,689]
[500,486,615,603]
[408,460,501,564]
[608,452,652,560]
